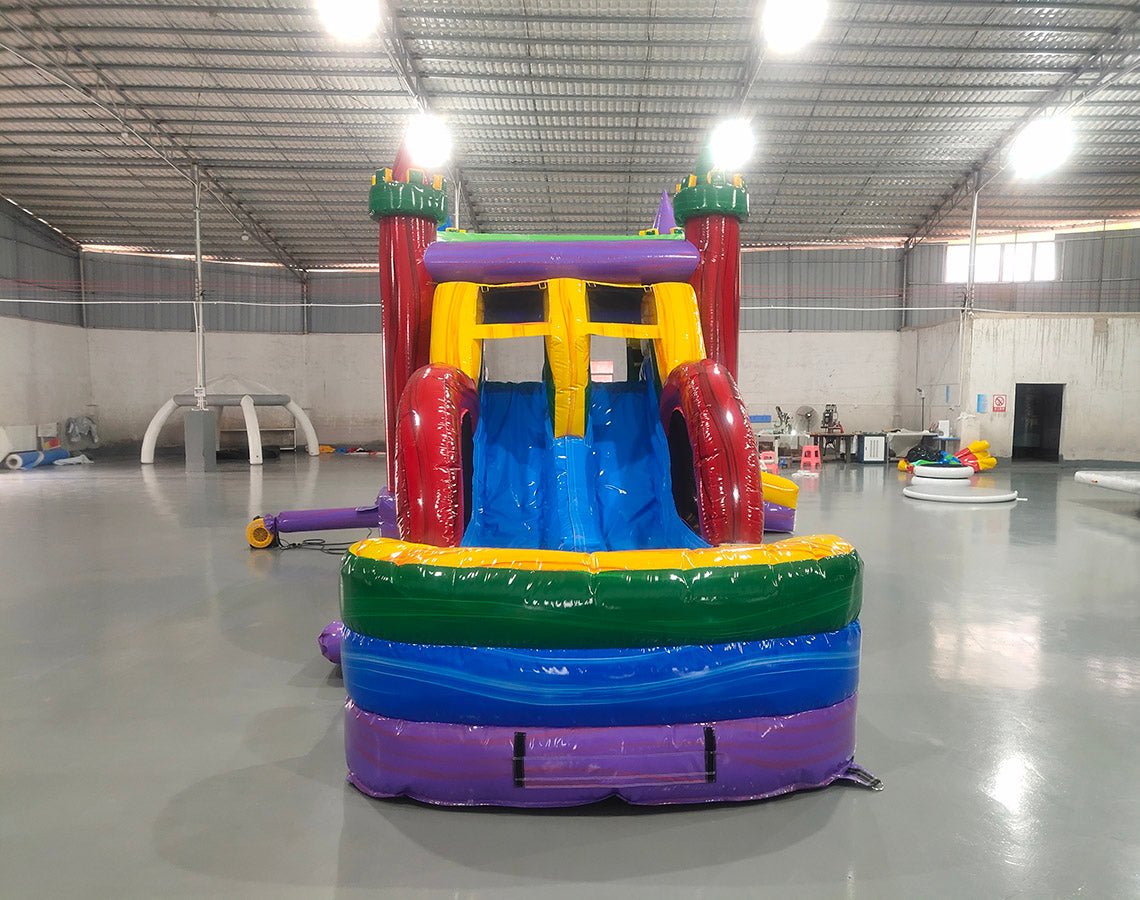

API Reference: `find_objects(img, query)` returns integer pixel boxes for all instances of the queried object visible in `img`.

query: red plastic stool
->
[800,444,822,470]
[759,450,778,473]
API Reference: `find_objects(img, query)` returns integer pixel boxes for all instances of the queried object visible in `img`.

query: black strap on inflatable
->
[704,726,717,782]
[513,731,526,787]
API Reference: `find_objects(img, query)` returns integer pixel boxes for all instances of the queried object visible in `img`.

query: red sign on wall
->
[992,393,1008,413]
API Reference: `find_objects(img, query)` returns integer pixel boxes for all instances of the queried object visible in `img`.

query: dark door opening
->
[1013,383,1064,461]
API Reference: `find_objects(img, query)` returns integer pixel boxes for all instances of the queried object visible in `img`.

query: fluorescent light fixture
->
[1010,114,1075,179]
[708,118,755,171]
[763,0,827,54]
[316,0,380,44]
[405,113,452,169]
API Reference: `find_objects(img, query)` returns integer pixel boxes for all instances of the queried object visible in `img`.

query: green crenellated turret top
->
[369,167,449,224]
[672,148,750,225]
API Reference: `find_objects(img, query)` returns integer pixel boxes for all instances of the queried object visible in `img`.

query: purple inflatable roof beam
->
[424,239,700,285]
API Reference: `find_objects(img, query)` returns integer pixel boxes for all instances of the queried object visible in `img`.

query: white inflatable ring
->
[911,465,973,480]
[904,485,1018,503]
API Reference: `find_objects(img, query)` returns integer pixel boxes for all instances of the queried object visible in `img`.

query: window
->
[944,239,1057,283]
[481,284,545,324]
[1002,243,1033,283]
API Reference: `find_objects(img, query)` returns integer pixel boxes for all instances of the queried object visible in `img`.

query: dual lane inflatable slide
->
[252,145,878,807]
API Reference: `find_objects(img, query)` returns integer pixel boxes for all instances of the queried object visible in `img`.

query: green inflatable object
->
[369,176,448,224]
[340,550,863,649]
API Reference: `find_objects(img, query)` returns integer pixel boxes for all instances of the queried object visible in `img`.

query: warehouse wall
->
[905,227,1140,327]
[86,329,384,446]
[4,201,1139,459]
[0,199,82,326]
[6,311,1140,462]
[897,320,963,431]
[962,313,1140,461]
[0,317,92,427]
[7,217,1138,336]
[741,246,903,331]
[307,270,379,333]
[737,331,902,432]
[83,251,305,332]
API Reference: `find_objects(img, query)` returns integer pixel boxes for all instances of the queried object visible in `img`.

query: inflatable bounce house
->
[253,143,878,807]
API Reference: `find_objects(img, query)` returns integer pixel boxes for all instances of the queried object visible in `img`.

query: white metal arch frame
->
[140,375,319,465]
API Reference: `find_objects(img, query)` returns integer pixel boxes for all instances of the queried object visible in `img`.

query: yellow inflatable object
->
[760,471,798,510]
[429,278,709,439]
[964,440,998,470]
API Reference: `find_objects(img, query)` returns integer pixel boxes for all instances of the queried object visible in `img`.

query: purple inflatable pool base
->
[345,695,868,808]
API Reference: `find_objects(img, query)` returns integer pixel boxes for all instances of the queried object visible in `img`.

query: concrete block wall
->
[0,316,92,427]
[897,320,962,432]
[738,331,903,433]
[0,318,386,447]
[961,313,1140,461]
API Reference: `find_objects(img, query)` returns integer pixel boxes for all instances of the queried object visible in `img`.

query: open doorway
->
[1013,383,1064,461]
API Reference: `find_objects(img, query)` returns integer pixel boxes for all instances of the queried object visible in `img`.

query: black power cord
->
[277,530,375,556]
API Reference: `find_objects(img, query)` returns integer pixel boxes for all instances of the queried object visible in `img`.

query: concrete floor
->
[2,455,1138,898]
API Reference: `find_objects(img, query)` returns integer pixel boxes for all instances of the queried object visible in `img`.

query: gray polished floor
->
[2,456,1138,898]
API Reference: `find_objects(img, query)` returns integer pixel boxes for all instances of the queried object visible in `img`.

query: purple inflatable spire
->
[652,191,676,232]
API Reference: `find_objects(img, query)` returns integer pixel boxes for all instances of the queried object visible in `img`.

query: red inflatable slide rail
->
[659,359,765,545]
[393,365,479,547]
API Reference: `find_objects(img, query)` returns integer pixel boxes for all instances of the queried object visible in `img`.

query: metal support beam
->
[906,12,1140,246]
[965,173,980,314]
[380,6,481,232]
[0,10,306,277]
[192,163,207,410]
[9,3,1134,34]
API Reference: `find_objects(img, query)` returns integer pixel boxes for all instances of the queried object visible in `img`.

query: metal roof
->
[2,0,1139,269]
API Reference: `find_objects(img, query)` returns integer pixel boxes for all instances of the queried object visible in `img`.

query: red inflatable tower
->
[369,146,448,487]
[672,154,749,379]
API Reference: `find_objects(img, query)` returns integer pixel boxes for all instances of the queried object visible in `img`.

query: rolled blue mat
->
[5,451,42,470]
[341,621,861,727]
[4,448,70,470]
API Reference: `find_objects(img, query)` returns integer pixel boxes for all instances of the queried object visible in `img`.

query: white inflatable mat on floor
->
[1074,471,1140,495]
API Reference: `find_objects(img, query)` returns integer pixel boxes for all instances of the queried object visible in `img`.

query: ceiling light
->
[240,232,251,242]
[762,0,827,54]
[316,0,380,44]
[1009,113,1075,179]
[708,118,755,172]
[405,113,452,170]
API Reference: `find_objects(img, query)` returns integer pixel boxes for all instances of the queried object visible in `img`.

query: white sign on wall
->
[992,393,1008,413]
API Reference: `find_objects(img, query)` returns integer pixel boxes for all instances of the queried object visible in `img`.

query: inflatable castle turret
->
[368,146,448,490]
[673,150,749,378]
